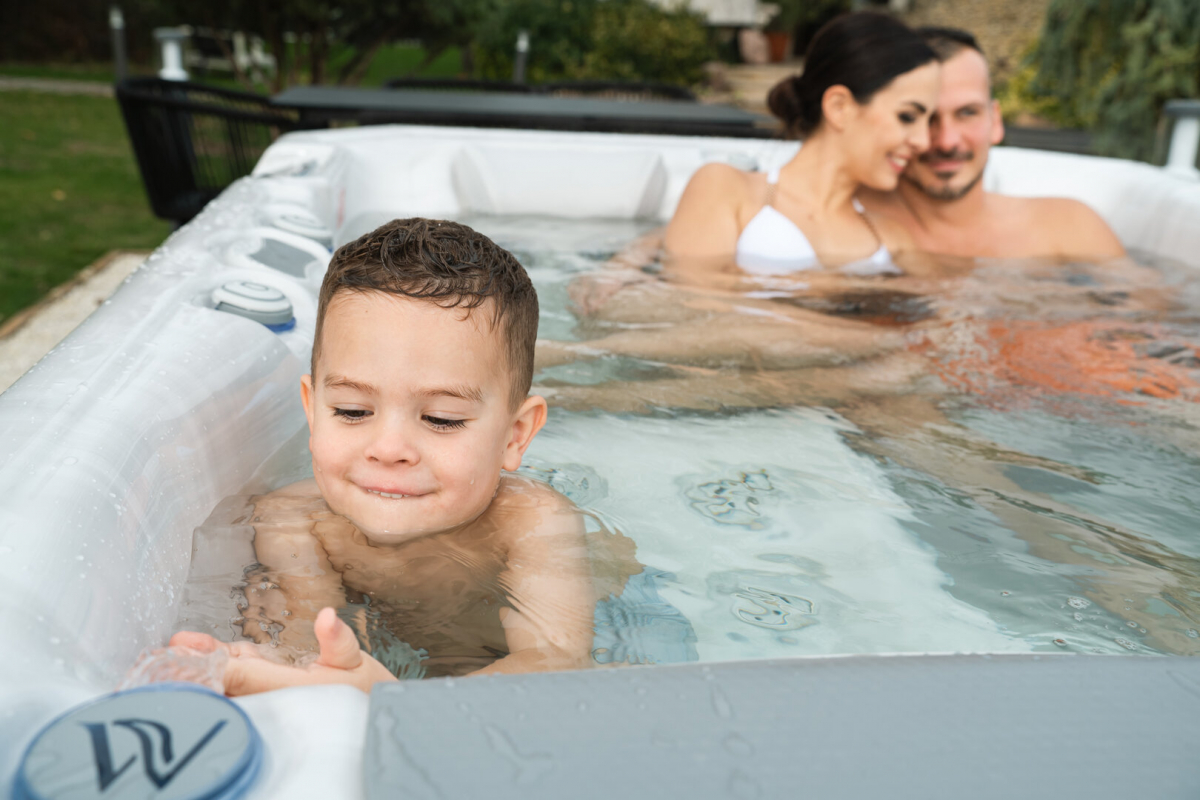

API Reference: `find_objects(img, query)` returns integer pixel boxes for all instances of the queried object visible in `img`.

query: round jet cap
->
[267,206,333,248]
[14,682,262,800]
[212,280,295,331]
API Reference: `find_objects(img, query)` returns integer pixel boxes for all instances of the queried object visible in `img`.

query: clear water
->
[176,217,1200,676]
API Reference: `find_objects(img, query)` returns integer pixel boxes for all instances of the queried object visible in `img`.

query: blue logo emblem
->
[82,718,229,791]
[15,683,261,800]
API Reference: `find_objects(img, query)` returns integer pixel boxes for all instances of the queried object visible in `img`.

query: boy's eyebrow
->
[905,101,929,114]
[416,385,486,404]
[324,375,378,394]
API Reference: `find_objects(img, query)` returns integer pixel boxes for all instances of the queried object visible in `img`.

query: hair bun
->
[767,76,799,122]
[768,73,818,138]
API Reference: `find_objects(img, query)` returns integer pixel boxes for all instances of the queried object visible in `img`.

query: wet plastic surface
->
[364,654,1200,800]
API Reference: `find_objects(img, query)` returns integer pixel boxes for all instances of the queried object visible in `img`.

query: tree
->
[1026,0,1200,161]
[475,0,714,86]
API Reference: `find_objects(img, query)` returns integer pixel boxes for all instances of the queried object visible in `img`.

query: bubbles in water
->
[1187,629,1199,639]
[1067,597,1091,609]
[1114,637,1137,650]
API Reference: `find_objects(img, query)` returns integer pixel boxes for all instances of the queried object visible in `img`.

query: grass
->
[0,43,464,324]
[0,91,171,325]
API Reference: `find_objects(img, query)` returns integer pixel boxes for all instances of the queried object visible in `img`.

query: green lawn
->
[0,44,461,324]
[0,91,171,325]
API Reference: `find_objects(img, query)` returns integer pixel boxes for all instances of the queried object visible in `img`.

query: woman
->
[666,12,940,276]
[544,12,945,380]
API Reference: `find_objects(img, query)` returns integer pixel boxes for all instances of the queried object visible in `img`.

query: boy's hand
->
[168,607,398,696]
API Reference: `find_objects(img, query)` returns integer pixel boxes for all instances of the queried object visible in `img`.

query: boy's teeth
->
[367,489,410,499]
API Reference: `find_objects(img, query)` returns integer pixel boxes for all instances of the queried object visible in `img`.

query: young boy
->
[171,218,627,694]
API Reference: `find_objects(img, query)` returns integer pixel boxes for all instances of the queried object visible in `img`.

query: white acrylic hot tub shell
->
[1,125,1198,797]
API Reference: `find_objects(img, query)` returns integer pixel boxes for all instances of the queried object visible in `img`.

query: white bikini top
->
[735,168,897,277]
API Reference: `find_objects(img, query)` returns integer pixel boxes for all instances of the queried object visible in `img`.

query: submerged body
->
[241,475,630,679]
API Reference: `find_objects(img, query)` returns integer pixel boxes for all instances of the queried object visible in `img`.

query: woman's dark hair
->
[768,12,938,139]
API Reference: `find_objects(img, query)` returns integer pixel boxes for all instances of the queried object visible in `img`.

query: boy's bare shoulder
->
[251,479,328,519]
[492,474,577,511]
[488,475,585,535]
[269,478,322,498]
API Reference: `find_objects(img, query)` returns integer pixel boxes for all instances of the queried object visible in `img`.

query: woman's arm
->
[663,163,749,259]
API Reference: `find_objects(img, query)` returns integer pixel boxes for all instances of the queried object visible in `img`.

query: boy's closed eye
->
[331,407,469,431]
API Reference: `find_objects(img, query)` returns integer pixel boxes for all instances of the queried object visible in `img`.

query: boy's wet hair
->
[314,218,539,409]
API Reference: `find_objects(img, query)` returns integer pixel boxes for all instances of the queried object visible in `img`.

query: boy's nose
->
[364,422,421,465]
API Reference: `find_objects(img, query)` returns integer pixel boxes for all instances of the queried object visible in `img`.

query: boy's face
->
[301,290,545,545]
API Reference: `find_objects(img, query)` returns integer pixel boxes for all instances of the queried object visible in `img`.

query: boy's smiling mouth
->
[358,483,432,500]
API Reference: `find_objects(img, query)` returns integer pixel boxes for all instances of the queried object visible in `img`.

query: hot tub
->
[3,124,1199,797]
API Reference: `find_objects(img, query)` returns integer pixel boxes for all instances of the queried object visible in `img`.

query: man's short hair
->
[916,26,984,61]
[314,218,539,409]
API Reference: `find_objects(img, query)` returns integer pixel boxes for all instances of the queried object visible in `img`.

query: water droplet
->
[1000,590,1011,597]
[1186,629,1199,639]
[711,687,733,719]
[1053,638,1067,647]
[723,732,754,756]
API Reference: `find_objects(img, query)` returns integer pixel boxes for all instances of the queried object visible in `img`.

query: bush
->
[475,0,714,86]
[1023,0,1200,161]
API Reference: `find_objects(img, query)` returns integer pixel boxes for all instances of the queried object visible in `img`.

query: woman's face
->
[840,62,942,191]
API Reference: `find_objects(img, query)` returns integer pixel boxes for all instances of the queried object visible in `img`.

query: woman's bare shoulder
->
[685,162,760,199]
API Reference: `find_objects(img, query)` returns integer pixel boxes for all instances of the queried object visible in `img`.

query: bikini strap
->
[852,197,883,250]
[763,167,781,207]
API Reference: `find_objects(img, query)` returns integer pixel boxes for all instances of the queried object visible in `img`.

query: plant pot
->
[765,31,792,63]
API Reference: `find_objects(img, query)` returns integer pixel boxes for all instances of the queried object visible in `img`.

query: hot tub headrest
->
[451,144,667,219]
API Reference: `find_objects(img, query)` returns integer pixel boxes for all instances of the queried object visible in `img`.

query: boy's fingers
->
[223,655,321,696]
[313,607,364,670]
[169,631,220,653]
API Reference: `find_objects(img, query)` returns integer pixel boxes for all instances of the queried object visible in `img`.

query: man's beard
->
[902,149,983,201]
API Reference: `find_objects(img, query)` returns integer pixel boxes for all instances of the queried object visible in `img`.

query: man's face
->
[901,48,1004,201]
[301,291,540,544]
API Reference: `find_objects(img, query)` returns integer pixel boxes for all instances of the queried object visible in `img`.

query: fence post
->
[1164,100,1200,179]
[109,7,128,81]
[154,27,190,82]
[513,29,530,84]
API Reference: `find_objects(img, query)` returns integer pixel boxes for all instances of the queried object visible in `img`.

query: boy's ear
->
[502,395,548,472]
[300,375,316,433]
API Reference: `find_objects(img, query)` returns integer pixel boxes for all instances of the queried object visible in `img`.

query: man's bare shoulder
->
[991,194,1125,260]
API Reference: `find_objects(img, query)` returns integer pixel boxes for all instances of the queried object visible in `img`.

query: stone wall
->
[901,0,1050,82]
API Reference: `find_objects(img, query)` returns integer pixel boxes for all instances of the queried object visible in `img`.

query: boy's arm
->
[239,483,348,652]
[473,491,598,676]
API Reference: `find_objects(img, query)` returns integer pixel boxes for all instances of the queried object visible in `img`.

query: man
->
[860,27,1126,261]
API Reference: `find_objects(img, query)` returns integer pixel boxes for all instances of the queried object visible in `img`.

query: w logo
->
[82,718,228,791]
